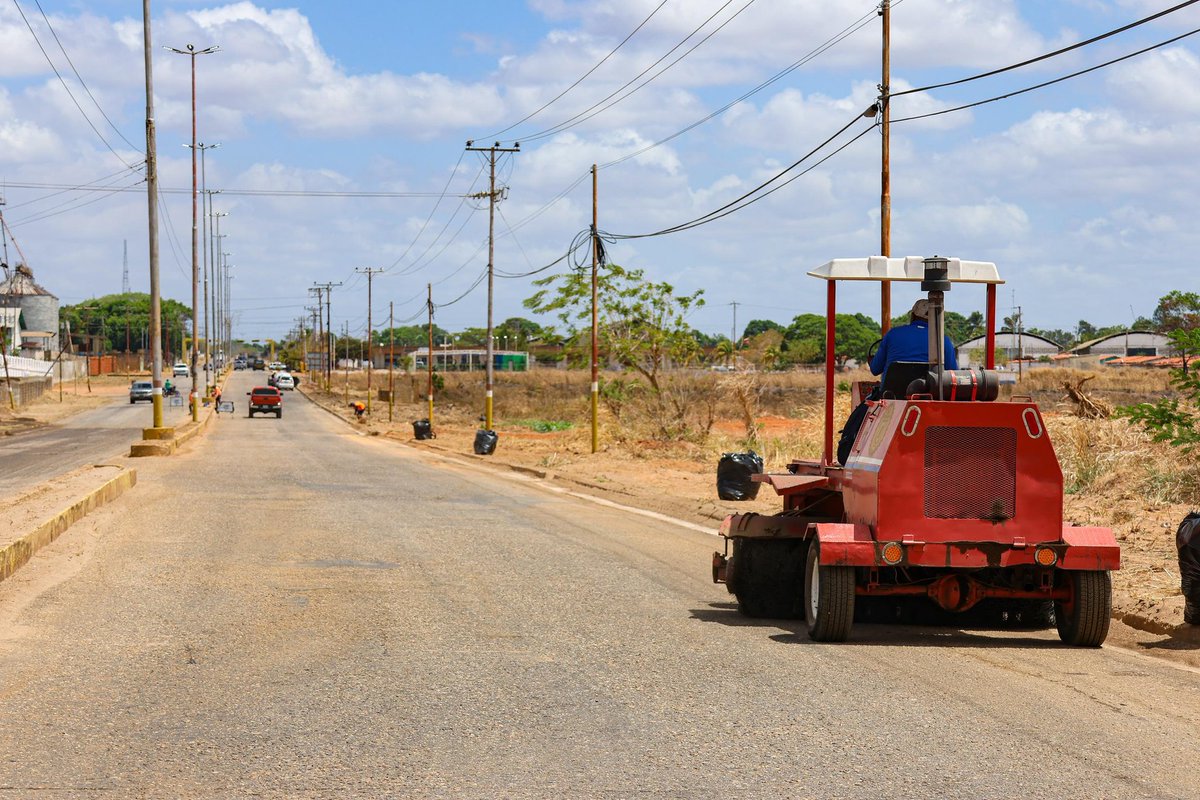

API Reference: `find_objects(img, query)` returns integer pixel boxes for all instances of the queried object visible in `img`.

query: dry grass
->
[310,364,1197,506]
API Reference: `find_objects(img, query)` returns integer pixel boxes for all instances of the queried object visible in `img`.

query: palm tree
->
[715,339,735,366]
[762,345,782,371]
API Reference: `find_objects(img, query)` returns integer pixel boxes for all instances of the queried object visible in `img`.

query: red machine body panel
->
[840,398,1063,543]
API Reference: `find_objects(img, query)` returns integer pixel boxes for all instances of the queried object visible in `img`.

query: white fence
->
[0,354,87,381]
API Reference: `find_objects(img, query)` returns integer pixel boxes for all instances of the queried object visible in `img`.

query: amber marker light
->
[881,542,904,565]
[1035,547,1058,567]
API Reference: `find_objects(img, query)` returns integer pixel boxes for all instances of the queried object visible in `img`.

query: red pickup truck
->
[247,386,282,418]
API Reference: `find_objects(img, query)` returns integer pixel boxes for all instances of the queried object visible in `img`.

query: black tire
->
[276,409,282,418]
[1055,571,1111,647]
[804,541,856,642]
[129,399,135,404]
[730,538,806,619]
[1013,600,1055,629]
[248,410,254,418]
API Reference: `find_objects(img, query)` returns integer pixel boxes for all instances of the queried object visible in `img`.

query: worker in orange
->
[351,401,366,419]
[213,385,222,412]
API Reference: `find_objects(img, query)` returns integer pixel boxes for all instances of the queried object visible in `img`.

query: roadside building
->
[0,306,24,355]
[1067,330,1171,359]
[957,331,1061,367]
[0,264,59,355]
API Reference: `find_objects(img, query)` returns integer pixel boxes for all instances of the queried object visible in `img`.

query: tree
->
[715,339,734,365]
[1153,290,1200,333]
[742,319,783,339]
[783,312,881,369]
[525,261,705,437]
[451,327,489,348]
[1028,328,1075,348]
[373,325,447,348]
[944,310,984,344]
[1075,319,1097,342]
[61,293,191,354]
[1120,328,1200,450]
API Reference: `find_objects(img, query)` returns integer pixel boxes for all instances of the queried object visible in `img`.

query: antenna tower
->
[122,240,130,293]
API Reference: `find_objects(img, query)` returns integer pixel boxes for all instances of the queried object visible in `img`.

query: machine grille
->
[924,426,1017,520]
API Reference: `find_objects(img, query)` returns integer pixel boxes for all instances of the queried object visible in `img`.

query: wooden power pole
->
[880,0,892,334]
[465,139,519,435]
[356,267,383,414]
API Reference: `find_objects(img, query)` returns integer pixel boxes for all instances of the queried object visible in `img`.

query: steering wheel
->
[866,337,882,364]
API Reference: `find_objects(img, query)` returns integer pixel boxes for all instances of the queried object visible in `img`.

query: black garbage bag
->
[717,451,763,501]
[412,419,434,440]
[474,429,498,456]
[1177,511,1200,624]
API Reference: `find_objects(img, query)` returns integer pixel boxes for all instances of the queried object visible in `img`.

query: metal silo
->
[0,264,59,353]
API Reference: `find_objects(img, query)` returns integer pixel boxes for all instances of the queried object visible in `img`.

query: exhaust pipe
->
[922,256,951,399]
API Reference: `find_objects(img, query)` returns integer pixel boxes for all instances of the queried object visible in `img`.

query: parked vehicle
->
[247,386,282,418]
[129,380,153,404]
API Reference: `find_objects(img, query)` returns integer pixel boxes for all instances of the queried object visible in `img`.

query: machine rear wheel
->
[730,538,805,619]
[1055,571,1111,647]
[804,541,855,642]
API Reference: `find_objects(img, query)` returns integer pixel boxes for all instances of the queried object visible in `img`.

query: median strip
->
[0,465,137,583]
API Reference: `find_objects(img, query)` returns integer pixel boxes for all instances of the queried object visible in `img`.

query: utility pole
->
[309,287,324,380]
[343,321,350,405]
[879,0,892,334]
[167,43,218,422]
[388,301,395,423]
[427,283,435,430]
[312,281,340,390]
[122,240,130,294]
[729,301,740,356]
[356,267,383,413]
[590,164,600,454]
[142,0,164,429]
[465,139,519,434]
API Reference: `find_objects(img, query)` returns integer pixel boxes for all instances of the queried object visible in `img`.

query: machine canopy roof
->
[807,256,1004,284]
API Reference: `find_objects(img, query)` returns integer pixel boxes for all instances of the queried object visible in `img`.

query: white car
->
[274,372,295,390]
[268,361,286,371]
[172,362,188,377]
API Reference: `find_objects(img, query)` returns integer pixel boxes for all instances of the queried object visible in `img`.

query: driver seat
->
[880,361,930,399]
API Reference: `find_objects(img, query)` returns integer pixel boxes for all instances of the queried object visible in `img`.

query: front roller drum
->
[1055,570,1112,647]
[804,540,856,642]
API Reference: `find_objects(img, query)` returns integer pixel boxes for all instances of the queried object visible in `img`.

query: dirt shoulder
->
[298,380,1198,662]
[0,375,140,434]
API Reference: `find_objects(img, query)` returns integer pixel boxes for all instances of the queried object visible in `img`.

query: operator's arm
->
[870,333,890,376]
[945,337,958,370]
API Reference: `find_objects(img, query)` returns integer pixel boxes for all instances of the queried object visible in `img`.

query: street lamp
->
[166,43,219,421]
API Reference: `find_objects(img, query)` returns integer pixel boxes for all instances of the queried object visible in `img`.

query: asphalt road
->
[0,368,1197,798]
[0,389,192,499]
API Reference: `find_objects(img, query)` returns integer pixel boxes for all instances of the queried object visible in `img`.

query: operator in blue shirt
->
[870,298,958,376]
[838,299,959,464]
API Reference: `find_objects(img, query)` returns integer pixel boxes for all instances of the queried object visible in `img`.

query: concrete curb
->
[129,406,215,457]
[0,467,138,583]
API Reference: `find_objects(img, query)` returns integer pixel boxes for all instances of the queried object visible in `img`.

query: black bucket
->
[717,451,763,501]
[474,429,498,455]
[412,419,434,440]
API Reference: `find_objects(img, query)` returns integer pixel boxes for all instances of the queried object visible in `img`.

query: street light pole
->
[196,145,219,395]
[167,43,218,422]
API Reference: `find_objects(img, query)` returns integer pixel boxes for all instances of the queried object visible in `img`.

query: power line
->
[11,0,140,170]
[599,4,879,169]
[514,0,757,144]
[32,0,141,152]
[0,181,474,199]
[384,150,466,273]
[893,0,1200,99]
[610,110,875,240]
[482,0,672,140]
[892,24,1200,124]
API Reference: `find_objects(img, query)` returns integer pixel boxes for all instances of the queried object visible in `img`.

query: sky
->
[2,0,1199,343]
